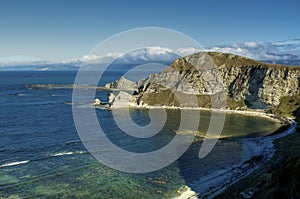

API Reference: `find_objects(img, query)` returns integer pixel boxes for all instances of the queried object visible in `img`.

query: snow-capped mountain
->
[79,46,189,65]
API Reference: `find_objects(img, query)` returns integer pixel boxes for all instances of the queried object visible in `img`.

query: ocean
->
[0,71,281,198]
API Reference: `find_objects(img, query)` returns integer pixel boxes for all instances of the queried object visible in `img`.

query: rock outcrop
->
[105,76,137,91]
[94,98,101,106]
[108,52,300,110]
[108,91,136,108]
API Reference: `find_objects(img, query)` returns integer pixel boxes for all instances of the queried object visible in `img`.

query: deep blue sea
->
[0,71,280,198]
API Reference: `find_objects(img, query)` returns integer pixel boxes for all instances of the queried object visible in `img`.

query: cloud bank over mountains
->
[76,39,300,65]
[1,39,300,69]
[207,39,300,61]
[79,46,198,64]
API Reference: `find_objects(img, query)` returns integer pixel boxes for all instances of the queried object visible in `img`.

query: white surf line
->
[0,151,86,168]
[51,151,86,157]
[0,160,30,168]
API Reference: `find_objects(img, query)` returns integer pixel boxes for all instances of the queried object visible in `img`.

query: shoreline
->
[109,103,293,125]
[106,103,296,198]
[174,121,297,199]
[94,101,295,198]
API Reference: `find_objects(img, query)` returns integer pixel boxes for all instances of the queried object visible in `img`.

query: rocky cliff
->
[109,52,300,111]
[105,76,137,90]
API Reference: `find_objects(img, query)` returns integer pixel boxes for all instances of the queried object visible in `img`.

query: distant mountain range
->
[1,39,300,71]
[0,63,79,71]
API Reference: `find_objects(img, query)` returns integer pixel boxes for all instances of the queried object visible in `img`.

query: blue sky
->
[1,0,300,61]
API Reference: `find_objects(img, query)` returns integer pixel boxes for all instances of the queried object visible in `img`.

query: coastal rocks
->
[104,76,137,91]
[108,91,136,108]
[94,98,101,106]
[105,77,139,107]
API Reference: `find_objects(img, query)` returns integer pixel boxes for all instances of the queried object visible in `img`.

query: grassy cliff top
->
[207,52,300,68]
[168,52,300,71]
[207,52,267,67]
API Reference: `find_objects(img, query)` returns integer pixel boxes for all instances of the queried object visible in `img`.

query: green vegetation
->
[269,95,300,121]
[208,52,265,68]
[139,86,245,110]
[169,52,300,69]
[168,52,279,71]
[207,52,299,69]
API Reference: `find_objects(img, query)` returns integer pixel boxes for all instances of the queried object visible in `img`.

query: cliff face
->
[110,52,300,110]
[219,64,300,109]
[105,76,137,90]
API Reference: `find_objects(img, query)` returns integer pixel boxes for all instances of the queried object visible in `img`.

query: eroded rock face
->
[220,65,300,109]
[105,76,137,90]
[107,52,300,110]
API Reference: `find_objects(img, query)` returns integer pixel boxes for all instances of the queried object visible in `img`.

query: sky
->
[1,0,300,62]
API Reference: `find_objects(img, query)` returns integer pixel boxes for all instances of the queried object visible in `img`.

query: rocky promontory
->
[108,52,300,118]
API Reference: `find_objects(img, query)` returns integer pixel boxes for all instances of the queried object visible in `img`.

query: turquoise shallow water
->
[0,71,281,198]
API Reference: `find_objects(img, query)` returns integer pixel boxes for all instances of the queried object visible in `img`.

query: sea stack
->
[94,98,101,106]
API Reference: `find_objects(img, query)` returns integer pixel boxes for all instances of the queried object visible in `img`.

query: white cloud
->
[175,47,200,56]
[244,41,258,48]
[119,46,178,63]
[208,46,256,59]
[79,46,183,64]
[206,39,300,60]
[78,46,207,65]
[81,53,122,62]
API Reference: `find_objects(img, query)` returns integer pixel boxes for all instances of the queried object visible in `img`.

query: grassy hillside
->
[269,95,300,121]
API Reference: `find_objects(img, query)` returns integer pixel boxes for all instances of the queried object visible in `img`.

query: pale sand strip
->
[110,103,293,124]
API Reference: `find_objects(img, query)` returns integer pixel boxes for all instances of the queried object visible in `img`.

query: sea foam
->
[0,160,30,168]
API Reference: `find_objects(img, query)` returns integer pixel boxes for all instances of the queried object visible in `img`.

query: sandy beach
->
[109,102,294,125]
